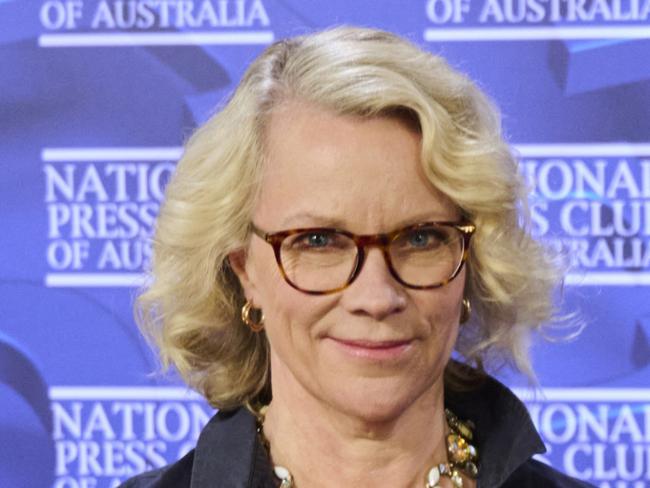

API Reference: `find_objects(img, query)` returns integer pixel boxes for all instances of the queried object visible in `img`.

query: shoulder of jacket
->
[118,450,195,488]
[503,458,596,487]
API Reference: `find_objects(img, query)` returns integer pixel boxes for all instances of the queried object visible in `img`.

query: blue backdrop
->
[1,1,649,487]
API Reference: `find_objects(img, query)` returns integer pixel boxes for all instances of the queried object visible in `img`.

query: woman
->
[124,27,592,487]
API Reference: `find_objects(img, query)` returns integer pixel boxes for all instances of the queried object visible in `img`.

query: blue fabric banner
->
[1,1,648,486]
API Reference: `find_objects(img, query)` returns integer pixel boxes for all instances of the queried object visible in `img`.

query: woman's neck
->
[261,367,450,488]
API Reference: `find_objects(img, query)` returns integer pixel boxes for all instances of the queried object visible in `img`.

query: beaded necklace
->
[255,406,478,488]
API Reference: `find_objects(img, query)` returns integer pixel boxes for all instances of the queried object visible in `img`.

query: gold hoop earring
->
[460,298,471,324]
[242,300,265,332]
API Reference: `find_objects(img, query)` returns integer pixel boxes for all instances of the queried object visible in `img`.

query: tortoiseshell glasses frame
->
[251,221,476,296]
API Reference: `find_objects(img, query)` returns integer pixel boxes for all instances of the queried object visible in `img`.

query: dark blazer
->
[120,375,595,487]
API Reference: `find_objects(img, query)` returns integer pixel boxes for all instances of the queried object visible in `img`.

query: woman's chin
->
[343,402,412,426]
[320,377,440,427]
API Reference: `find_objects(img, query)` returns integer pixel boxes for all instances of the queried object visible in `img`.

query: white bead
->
[427,466,441,486]
[274,465,291,480]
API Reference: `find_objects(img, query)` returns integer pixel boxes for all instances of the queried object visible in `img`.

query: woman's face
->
[232,101,465,422]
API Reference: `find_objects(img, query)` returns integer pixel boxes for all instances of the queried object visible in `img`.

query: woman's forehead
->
[256,102,458,230]
[261,101,420,183]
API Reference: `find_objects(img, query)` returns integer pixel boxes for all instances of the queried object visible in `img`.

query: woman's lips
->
[326,337,414,360]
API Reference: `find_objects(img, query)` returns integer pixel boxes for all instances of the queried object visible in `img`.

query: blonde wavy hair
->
[137,26,561,410]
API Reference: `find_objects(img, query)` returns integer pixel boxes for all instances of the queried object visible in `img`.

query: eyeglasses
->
[251,221,475,295]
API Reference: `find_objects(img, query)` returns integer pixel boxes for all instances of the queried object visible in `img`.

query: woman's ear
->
[227,249,257,300]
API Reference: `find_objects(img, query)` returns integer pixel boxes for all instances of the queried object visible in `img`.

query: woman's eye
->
[306,233,330,247]
[405,229,444,249]
[294,232,332,249]
[409,232,429,247]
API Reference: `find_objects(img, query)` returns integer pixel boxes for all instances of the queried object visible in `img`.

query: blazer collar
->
[190,407,273,488]
[445,374,546,487]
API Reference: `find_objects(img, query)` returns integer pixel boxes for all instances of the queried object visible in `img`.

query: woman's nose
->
[340,249,407,320]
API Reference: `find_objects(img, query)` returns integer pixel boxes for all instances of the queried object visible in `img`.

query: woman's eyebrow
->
[278,212,348,228]
[277,211,459,230]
